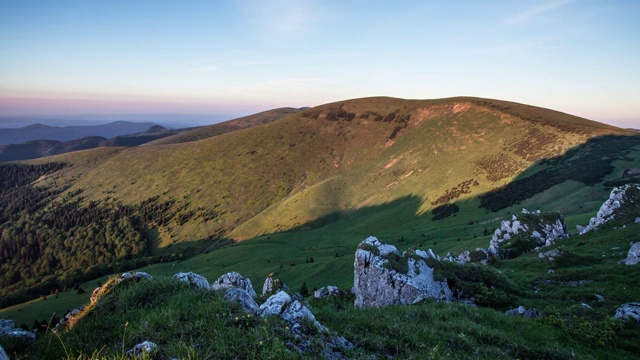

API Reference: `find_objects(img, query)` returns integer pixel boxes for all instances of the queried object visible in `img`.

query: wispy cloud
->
[234,61,266,67]
[506,0,574,25]
[239,0,323,37]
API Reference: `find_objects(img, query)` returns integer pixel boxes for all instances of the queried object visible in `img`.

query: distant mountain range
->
[0,121,160,145]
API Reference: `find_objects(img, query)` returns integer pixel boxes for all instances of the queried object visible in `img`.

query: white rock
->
[259,291,292,317]
[281,300,326,331]
[353,237,452,308]
[579,184,640,234]
[173,272,211,290]
[126,340,158,357]
[211,272,256,298]
[224,288,259,315]
[624,242,640,265]
[614,302,640,322]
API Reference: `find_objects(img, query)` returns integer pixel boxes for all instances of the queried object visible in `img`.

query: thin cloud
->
[234,61,266,67]
[506,0,574,25]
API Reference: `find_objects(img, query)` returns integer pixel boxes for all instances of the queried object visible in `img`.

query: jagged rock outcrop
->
[211,272,257,298]
[0,319,36,341]
[614,303,640,322]
[314,286,339,299]
[262,276,287,297]
[624,242,640,265]
[505,306,541,319]
[489,209,568,259]
[126,340,158,357]
[224,288,259,315]
[578,184,640,234]
[173,272,211,290]
[353,236,453,308]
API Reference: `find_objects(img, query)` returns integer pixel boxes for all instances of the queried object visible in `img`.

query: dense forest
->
[0,163,225,309]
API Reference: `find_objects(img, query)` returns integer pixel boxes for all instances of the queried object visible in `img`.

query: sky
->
[0,0,638,127]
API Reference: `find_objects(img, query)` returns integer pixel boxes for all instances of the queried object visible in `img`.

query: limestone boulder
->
[624,242,640,265]
[353,236,452,308]
[259,290,292,317]
[211,272,256,298]
[224,288,259,315]
[173,272,211,290]
[614,302,640,323]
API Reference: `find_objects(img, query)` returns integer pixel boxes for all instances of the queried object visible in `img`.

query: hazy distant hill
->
[0,121,157,145]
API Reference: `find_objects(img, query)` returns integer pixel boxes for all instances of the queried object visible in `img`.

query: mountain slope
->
[144,107,303,146]
[4,96,638,305]
[40,97,632,241]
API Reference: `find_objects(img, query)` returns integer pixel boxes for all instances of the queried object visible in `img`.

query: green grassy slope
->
[35,97,634,245]
[143,107,302,146]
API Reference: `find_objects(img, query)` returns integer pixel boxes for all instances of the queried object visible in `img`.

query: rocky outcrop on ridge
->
[353,236,453,308]
[489,209,568,259]
[578,184,640,234]
[0,344,7,360]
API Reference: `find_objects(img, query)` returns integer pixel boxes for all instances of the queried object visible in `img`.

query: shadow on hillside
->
[479,134,640,212]
[258,134,640,240]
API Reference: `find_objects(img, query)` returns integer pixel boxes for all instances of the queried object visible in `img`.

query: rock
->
[539,248,563,261]
[56,307,84,329]
[0,319,36,341]
[579,184,640,234]
[581,303,592,309]
[173,272,211,290]
[353,236,452,308]
[313,286,340,299]
[262,276,286,297]
[131,271,153,280]
[211,272,256,298]
[126,340,158,357]
[614,302,640,322]
[595,294,605,302]
[548,269,555,274]
[0,344,7,360]
[505,306,526,316]
[505,306,541,318]
[489,210,568,258]
[224,288,259,315]
[259,291,292,317]
[282,300,326,331]
[624,242,640,265]
[524,308,542,319]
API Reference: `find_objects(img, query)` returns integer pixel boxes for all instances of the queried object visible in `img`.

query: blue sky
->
[0,0,638,127]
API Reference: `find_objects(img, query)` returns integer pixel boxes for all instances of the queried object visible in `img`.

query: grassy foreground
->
[2,271,639,359]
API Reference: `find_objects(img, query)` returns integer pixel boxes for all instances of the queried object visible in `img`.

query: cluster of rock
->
[353,236,452,308]
[578,184,640,234]
[0,319,36,342]
[60,270,351,358]
[614,303,640,323]
[488,209,568,258]
[314,286,339,299]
